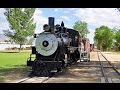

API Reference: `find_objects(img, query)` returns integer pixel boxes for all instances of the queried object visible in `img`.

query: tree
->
[94,26,114,51]
[94,28,103,50]
[4,8,36,52]
[73,21,89,39]
[113,28,120,51]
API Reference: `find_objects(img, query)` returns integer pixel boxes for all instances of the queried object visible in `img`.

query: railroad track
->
[17,72,53,83]
[16,51,120,83]
[97,50,120,83]
[22,77,53,83]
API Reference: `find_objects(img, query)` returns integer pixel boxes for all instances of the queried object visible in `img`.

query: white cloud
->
[68,8,78,11]
[74,8,120,28]
[54,9,58,12]
[60,16,70,21]
[55,18,70,27]
[73,8,120,43]
[34,8,42,15]
[33,8,47,33]
[56,19,61,23]
[87,28,95,44]
[34,9,46,23]
[0,8,10,34]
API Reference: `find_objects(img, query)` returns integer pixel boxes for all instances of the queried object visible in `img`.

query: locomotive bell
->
[61,21,64,27]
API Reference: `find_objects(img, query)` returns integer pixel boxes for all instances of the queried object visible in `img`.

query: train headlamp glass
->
[43,24,50,31]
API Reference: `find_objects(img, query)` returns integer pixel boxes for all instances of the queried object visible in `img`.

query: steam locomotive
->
[27,17,90,76]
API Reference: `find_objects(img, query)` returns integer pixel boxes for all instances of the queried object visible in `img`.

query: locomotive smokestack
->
[48,17,54,32]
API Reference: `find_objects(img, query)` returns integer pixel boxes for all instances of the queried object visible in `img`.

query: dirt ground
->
[43,51,120,83]
[2,51,120,83]
[90,51,120,62]
[90,51,120,68]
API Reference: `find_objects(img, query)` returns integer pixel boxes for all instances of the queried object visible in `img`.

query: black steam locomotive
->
[27,17,90,76]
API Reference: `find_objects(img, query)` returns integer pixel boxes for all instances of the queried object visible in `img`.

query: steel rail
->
[99,51,120,76]
[97,50,109,83]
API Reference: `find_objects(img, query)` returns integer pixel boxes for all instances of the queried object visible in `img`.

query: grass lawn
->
[0,50,32,83]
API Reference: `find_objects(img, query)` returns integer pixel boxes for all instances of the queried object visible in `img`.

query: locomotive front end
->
[27,17,66,76]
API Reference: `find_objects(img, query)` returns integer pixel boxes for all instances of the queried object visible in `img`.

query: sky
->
[0,8,120,44]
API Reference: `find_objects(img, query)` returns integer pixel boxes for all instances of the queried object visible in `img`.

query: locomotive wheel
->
[32,60,50,77]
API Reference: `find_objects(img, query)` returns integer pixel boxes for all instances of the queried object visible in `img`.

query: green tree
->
[94,27,103,50]
[113,28,120,51]
[94,26,113,51]
[73,21,89,39]
[4,8,36,52]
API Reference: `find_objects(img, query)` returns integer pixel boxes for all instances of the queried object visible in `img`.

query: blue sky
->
[0,8,120,44]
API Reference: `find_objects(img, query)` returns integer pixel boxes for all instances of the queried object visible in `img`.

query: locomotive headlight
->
[35,32,58,56]
[42,41,49,47]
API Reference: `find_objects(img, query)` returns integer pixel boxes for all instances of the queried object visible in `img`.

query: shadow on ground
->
[0,61,120,83]
[0,65,31,83]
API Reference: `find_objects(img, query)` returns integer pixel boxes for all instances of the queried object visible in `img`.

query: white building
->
[0,34,32,50]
